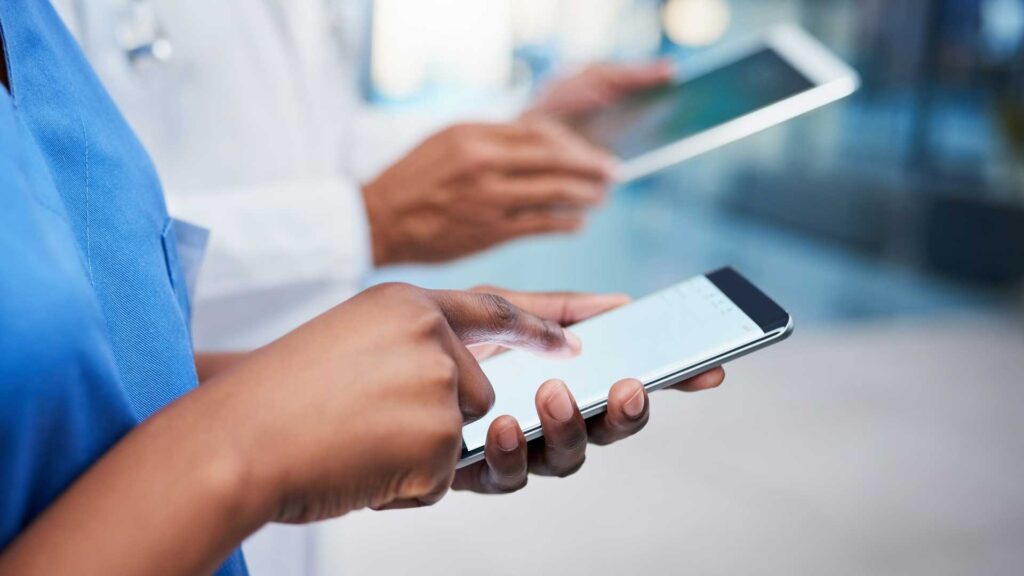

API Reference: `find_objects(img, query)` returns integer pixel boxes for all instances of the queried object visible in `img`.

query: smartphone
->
[459,267,793,468]
[572,24,860,183]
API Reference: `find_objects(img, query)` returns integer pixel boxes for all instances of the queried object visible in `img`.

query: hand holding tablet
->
[570,25,861,183]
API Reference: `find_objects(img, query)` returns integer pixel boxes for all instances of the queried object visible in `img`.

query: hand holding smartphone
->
[459,267,793,468]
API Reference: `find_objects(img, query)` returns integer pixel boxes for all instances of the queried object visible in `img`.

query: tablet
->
[572,25,860,183]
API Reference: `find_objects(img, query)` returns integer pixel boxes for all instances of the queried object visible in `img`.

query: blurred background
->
[362,0,1024,320]
[312,1,1024,575]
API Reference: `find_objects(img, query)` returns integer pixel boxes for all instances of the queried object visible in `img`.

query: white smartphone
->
[459,267,793,468]
[572,24,861,183]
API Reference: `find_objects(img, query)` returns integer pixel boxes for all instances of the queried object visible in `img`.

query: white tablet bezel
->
[613,24,861,183]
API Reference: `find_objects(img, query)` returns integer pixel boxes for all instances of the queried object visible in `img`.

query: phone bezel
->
[458,267,793,468]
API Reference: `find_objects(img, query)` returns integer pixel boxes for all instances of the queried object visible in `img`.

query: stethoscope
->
[114,0,174,66]
[103,0,356,68]
[64,0,174,66]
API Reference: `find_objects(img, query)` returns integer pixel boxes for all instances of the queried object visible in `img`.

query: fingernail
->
[497,424,520,452]
[623,385,646,420]
[563,329,583,355]
[546,383,575,423]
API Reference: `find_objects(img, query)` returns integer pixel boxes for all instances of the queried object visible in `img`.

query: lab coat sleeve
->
[164,177,372,304]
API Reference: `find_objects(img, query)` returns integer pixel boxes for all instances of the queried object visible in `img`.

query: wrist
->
[193,426,274,541]
[361,181,398,267]
[177,375,281,532]
[201,349,365,523]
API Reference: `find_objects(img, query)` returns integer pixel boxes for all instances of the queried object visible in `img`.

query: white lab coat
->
[59,0,373,353]
[55,0,372,574]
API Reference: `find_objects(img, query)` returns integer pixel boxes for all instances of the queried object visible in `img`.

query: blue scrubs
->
[0,2,246,573]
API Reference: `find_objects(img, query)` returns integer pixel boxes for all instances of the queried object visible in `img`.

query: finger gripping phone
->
[459,267,793,468]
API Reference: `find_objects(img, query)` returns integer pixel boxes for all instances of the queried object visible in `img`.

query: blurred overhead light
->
[982,0,1024,57]
[662,0,731,47]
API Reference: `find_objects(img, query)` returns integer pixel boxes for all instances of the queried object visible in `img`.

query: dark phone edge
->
[707,267,790,333]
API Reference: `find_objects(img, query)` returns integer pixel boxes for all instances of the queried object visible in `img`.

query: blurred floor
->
[314,316,1024,576]
[361,0,1024,304]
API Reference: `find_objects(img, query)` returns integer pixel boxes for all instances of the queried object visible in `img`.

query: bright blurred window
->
[370,0,514,101]
[369,0,665,103]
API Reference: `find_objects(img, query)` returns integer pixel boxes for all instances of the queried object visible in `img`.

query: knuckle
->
[409,473,451,506]
[548,426,588,466]
[416,417,462,476]
[482,294,518,327]
[612,412,649,437]
[561,428,589,454]
[523,121,554,141]
[403,474,437,501]
[540,319,565,347]
[548,149,580,170]
[434,413,465,452]
[430,465,458,501]
[427,353,459,386]
[426,481,452,506]
[444,134,471,161]
[461,148,491,173]
[470,284,501,295]
[411,307,449,339]
[399,416,460,501]
[531,129,563,151]
[445,127,490,168]
[475,173,503,198]
[370,282,417,300]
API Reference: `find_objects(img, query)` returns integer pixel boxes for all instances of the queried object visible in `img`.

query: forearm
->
[195,352,247,383]
[0,376,273,576]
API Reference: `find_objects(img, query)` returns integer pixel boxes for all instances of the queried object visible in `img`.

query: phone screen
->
[462,274,772,454]
[573,47,815,161]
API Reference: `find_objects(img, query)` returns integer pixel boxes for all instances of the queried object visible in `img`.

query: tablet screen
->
[574,48,816,161]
